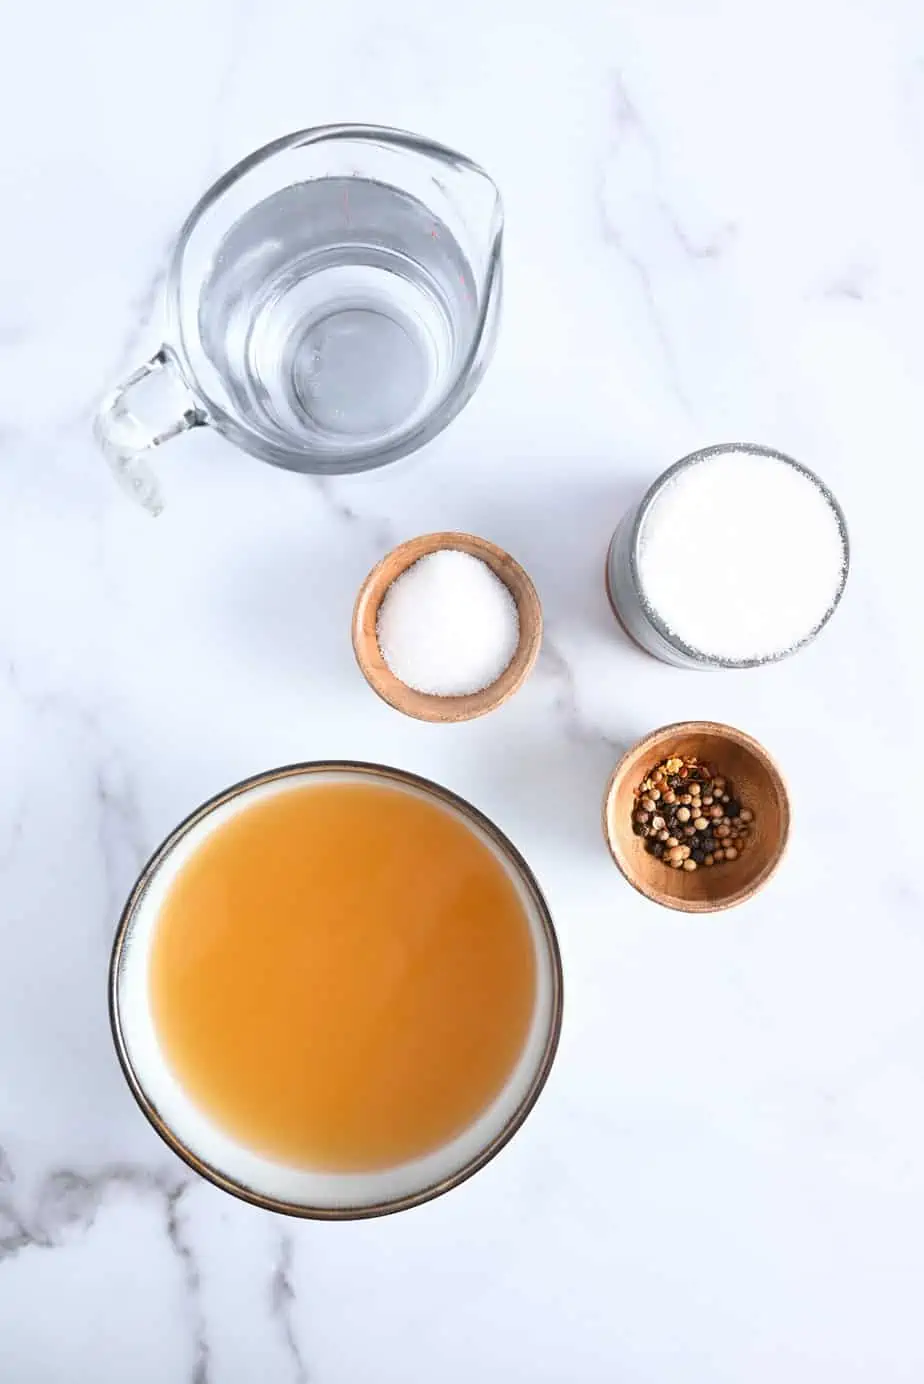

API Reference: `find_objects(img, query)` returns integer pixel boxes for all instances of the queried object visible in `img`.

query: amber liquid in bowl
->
[149,780,537,1172]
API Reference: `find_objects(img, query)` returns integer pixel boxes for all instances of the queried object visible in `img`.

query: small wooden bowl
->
[603,721,790,913]
[352,532,543,723]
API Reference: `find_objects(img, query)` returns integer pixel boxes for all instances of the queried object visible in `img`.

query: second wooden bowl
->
[603,721,790,913]
[352,532,543,723]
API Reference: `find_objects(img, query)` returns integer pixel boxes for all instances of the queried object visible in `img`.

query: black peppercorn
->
[632,754,755,876]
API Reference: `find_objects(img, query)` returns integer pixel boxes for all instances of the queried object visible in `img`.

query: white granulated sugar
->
[377,549,520,696]
[638,451,846,661]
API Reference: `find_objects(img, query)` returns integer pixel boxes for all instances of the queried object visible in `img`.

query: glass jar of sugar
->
[606,443,849,668]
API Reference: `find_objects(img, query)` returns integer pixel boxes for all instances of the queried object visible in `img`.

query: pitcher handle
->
[95,348,203,516]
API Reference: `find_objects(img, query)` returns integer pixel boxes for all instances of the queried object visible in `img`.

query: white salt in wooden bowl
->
[352,532,543,723]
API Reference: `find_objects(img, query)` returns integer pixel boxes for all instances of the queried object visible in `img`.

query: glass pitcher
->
[96,125,504,514]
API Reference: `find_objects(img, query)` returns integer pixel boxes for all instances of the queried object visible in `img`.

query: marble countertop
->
[3,2,924,1379]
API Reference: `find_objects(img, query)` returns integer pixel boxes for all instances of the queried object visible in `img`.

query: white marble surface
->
[2,1,924,1379]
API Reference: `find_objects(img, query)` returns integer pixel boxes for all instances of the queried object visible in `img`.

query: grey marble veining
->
[2,1,924,1380]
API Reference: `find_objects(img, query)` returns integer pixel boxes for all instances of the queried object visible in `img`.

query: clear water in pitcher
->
[197,178,480,451]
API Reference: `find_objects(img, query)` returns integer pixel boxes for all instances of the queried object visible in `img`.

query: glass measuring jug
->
[96,126,504,513]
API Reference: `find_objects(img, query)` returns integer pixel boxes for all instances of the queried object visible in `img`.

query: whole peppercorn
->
[632,754,756,878]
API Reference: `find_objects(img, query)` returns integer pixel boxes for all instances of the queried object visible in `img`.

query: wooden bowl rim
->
[602,720,791,913]
[352,531,543,723]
